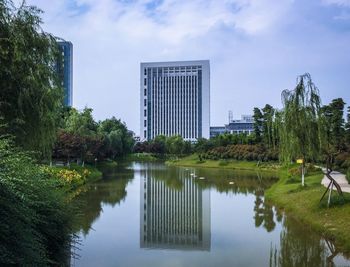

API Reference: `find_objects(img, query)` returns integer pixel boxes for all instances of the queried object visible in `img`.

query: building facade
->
[210,115,254,138]
[57,41,73,107]
[140,60,210,141]
[140,167,211,250]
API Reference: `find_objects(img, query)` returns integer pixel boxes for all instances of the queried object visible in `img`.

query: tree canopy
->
[280,73,322,165]
[0,0,63,158]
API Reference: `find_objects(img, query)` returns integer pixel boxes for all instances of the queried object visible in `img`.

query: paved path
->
[321,168,350,193]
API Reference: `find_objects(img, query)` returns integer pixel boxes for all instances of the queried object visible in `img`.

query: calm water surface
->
[70,162,350,267]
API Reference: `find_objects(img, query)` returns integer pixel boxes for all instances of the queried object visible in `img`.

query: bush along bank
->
[0,138,74,265]
[201,144,279,161]
[41,163,103,201]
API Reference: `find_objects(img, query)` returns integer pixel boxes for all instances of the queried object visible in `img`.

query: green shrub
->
[0,138,72,265]
[218,160,229,166]
[203,144,279,162]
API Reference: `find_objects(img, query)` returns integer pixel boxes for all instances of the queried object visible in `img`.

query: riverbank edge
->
[167,155,350,254]
[165,154,280,173]
[265,169,350,255]
[52,163,103,200]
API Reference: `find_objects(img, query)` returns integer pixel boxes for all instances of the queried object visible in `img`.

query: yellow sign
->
[296,159,303,164]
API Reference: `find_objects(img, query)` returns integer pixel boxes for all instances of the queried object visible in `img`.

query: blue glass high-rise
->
[57,41,73,107]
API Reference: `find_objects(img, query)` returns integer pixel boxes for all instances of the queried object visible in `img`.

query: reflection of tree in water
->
[269,215,339,267]
[146,167,184,190]
[193,168,279,232]
[254,192,277,232]
[71,163,134,236]
[193,169,277,195]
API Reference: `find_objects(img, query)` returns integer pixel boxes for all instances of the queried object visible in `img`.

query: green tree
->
[322,98,346,150]
[253,107,263,143]
[65,107,97,136]
[262,104,274,148]
[346,106,350,145]
[151,135,167,154]
[98,116,134,158]
[0,1,63,158]
[280,73,321,186]
[166,135,185,155]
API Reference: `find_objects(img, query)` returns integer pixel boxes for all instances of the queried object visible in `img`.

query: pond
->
[70,162,350,267]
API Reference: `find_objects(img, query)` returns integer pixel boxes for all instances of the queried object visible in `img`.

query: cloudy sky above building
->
[24,0,350,133]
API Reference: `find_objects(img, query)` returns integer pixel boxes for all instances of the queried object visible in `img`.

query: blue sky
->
[24,0,350,133]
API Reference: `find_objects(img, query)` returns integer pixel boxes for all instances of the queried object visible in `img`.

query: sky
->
[22,0,350,134]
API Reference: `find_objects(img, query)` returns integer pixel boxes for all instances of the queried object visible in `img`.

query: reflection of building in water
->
[140,169,211,251]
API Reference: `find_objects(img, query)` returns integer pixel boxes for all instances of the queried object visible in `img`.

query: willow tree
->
[0,0,63,158]
[280,73,321,186]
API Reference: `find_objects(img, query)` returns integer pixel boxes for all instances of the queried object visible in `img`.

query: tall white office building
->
[140,60,210,141]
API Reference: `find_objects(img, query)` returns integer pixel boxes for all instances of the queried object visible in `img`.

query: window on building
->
[144,120,147,127]
[144,88,146,96]
[144,78,147,86]
[144,130,146,138]
[144,99,146,106]
[144,68,147,75]
[144,109,146,116]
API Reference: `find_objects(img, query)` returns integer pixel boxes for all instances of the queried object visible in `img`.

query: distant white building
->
[210,115,254,138]
[140,60,210,141]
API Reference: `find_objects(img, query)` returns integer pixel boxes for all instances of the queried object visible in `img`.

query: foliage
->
[0,0,63,158]
[53,110,134,162]
[134,135,192,156]
[319,98,347,170]
[53,129,104,163]
[346,106,350,144]
[0,137,72,265]
[65,107,97,136]
[280,73,322,164]
[125,153,158,161]
[41,165,93,190]
[253,107,263,143]
[203,144,279,161]
[98,116,135,159]
[262,104,275,149]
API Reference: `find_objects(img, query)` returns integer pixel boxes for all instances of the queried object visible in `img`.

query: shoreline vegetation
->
[165,154,350,254]
[166,154,280,172]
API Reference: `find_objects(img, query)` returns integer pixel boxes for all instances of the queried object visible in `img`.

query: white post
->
[301,165,305,186]
[327,181,333,207]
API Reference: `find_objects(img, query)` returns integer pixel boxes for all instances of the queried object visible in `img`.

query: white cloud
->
[23,0,350,134]
[322,0,350,7]
[334,10,350,19]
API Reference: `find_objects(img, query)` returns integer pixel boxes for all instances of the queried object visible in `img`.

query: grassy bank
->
[42,163,103,201]
[265,167,350,253]
[166,154,280,172]
[169,154,350,253]
[124,153,159,161]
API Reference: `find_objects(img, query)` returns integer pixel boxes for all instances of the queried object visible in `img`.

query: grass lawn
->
[266,167,350,254]
[124,153,159,161]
